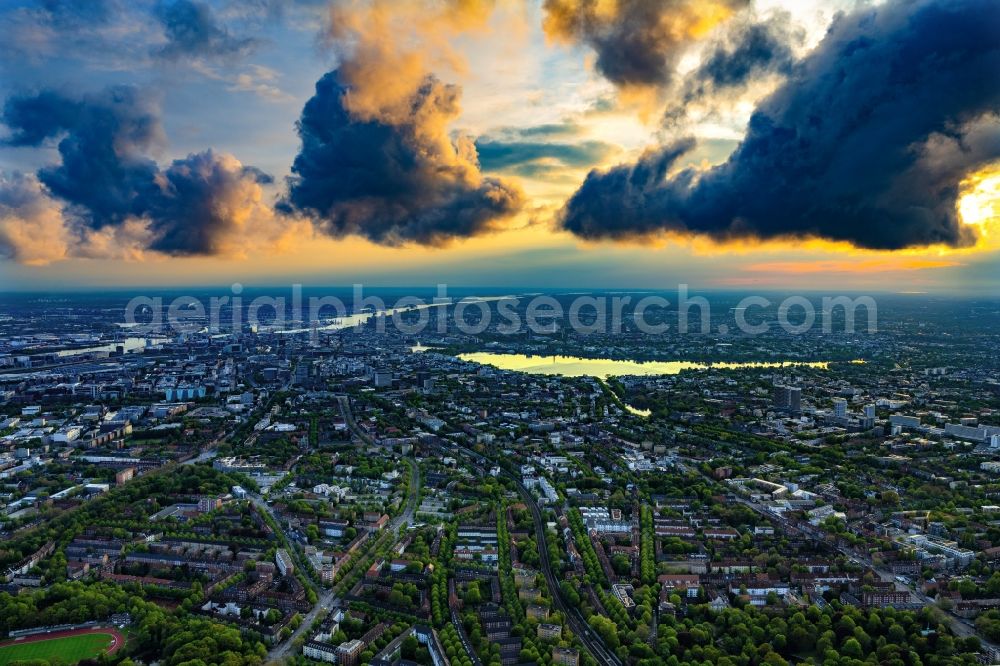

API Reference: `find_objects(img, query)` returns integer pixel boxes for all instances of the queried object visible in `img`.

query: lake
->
[456,352,850,380]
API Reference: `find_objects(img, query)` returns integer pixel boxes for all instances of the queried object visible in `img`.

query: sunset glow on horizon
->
[0,0,998,291]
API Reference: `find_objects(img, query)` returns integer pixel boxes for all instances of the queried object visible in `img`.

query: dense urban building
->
[0,290,997,666]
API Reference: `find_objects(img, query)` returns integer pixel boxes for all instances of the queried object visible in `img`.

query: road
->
[508,474,624,666]
[268,586,338,662]
[183,446,219,466]
[437,441,622,666]
[242,491,335,662]
[390,456,421,533]
[337,394,374,446]
[263,460,418,662]
[254,396,420,661]
[451,608,484,666]
[182,390,416,662]
[184,378,293,467]
[262,449,420,660]
[338,391,419,531]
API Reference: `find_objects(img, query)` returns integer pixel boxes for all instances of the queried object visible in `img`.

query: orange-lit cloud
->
[325,0,501,122]
[0,153,310,266]
[542,0,744,89]
[0,172,71,266]
[283,0,525,246]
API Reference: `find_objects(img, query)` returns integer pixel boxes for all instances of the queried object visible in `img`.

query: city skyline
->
[0,0,998,292]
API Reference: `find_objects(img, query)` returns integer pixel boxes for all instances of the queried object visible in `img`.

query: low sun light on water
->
[456,352,858,380]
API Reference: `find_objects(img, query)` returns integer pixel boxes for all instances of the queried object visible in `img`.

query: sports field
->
[0,628,122,665]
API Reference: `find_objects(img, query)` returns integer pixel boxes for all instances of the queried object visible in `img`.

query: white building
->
[303,641,338,663]
[905,534,974,568]
[276,548,294,576]
[579,507,631,533]
[833,399,848,419]
[890,414,921,429]
[944,423,987,442]
[53,426,82,444]
[538,477,559,504]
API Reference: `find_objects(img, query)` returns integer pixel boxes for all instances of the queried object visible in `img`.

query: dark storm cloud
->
[695,16,798,89]
[2,86,274,256]
[3,87,164,228]
[560,139,697,237]
[687,14,803,99]
[280,71,523,246]
[664,13,803,125]
[0,0,260,72]
[155,0,257,60]
[2,90,87,147]
[543,0,749,89]
[560,0,1000,250]
[144,150,273,255]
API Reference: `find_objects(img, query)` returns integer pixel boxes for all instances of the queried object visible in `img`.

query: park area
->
[0,627,123,666]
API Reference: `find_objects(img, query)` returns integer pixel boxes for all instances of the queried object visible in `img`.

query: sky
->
[0,0,997,292]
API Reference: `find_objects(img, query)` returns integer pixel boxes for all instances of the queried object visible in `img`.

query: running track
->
[0,626,125,656]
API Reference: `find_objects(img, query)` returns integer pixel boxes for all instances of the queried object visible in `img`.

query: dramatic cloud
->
[320,0,497,122]
[281,71,522,245]
[2,86,280,257]
[155,0,257,60]
[542,0,748,89]
[664,12,802,125]
[3,87,165,228]
[280,0,523,245]
[141,150,276,256]
[694,14,798,91]
[0,171,70,265]
[559,0,1000,250]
